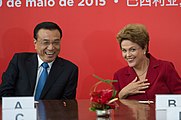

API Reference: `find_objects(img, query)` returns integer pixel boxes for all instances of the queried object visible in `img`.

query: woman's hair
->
[117,24,150,53]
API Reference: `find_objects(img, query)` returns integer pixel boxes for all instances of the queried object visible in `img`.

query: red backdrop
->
[0,0,181,99]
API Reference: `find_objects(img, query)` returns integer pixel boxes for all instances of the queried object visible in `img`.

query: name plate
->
[2,97,34,109]
[2,97,36,120]
[167,108,181,120]
[156,94,181,109]
[156,94,181,120]
[3,109,36,120]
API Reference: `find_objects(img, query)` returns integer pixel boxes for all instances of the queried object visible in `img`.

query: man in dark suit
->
[0,22,78,100]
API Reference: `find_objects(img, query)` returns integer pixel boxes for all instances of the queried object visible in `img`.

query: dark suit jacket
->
[0,52,78,100]
[113,54,181,101]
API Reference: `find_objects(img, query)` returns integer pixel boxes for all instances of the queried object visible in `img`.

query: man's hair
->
[34,22,62,40]
[117,24,149,53]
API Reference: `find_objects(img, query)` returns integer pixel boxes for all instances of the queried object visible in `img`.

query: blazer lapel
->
[126,67,137,84]
[146,55,160,85]
[25,54,38,93]
[41,57,64,98]
[125,54,160,85]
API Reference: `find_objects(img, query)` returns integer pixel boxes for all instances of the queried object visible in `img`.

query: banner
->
[0,0,181,98]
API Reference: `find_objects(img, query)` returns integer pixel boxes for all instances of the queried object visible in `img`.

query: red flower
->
[89,74,118,111]
[90,89,113,104]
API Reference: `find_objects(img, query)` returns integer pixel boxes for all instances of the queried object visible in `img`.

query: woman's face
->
[121,40,146,68]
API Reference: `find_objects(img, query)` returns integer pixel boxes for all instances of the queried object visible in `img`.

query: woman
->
[113,24,181,101]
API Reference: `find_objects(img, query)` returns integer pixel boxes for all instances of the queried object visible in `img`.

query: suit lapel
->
[25,53,38,93]
[41,57,64,98]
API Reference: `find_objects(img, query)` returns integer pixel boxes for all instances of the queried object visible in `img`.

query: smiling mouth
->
[127,58,134,62]
[45,51,55,56]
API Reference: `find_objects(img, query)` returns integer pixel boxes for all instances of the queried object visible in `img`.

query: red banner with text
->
[0,0,181,98]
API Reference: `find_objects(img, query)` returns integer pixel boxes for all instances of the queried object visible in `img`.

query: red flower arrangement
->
[89,74,119,111]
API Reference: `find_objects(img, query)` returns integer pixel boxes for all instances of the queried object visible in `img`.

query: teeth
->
[45,52,54,55]
[127,58,134,62]
[128,58,133,60]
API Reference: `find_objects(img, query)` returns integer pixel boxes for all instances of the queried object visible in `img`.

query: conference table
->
[0,99,156,120]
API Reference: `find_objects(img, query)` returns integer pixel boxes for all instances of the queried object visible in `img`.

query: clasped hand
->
[118,77,150,99]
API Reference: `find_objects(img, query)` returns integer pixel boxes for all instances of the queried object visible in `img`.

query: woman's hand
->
[118,77,150,99]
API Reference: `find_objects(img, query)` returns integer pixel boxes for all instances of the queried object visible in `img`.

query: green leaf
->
[89,107,96,111]
[112,89,117,98]
[92,74,117,84]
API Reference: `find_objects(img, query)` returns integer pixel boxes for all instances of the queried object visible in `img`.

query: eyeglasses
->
[37,40,60,47]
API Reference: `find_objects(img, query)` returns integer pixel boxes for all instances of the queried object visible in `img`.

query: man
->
[0,22,78,100]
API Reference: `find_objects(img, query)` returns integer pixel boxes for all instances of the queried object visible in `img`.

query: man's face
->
[34,29,61,63]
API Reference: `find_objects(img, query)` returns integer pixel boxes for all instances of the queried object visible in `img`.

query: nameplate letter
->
[2,109,36,120]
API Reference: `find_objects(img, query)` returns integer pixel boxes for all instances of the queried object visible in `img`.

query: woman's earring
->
[144,51,146,55]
